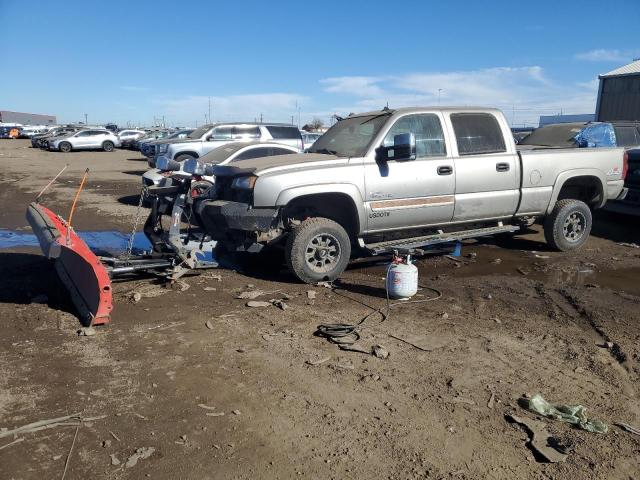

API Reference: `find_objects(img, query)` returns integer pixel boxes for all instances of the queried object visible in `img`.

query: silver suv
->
[49,129,121,152]
[152,123,302,167]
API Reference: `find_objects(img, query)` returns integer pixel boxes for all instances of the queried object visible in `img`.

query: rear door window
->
[232,126,260,139]
[450,113,506,155]
[266,126,302,140]
[234,147,271,161]
[269,147,294,156]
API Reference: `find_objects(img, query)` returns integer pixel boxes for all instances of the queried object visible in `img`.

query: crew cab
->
[196,107,628,283]
[151,123,303,168]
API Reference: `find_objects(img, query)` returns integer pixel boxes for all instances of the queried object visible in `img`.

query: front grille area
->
[214,177,252,204]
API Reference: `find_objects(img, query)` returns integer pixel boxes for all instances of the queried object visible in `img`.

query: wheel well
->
[283,193,360,239]
[557,176,603,208]
[174,151,199,160]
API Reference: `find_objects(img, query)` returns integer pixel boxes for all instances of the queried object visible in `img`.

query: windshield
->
[199,143,246,164]
[519,123,586,147]
[188,125,212,139]
[308,114,390,157]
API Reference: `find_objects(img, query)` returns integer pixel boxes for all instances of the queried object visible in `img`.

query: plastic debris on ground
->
[520,393,608,433]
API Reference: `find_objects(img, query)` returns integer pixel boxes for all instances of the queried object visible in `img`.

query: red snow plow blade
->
[26,202,113,326]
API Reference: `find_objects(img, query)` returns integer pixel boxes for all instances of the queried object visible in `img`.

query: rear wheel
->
[544,199,592,251]
[285,217,351,283]
[59,142,72,153]
[102,141,114,152]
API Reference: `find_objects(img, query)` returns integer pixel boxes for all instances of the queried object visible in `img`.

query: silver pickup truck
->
[195,107,628,283]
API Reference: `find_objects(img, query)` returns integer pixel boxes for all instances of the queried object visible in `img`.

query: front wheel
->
[102,141,114,152]
[59,142,72,153]
[544,199,592,251]
[285,217,351,283]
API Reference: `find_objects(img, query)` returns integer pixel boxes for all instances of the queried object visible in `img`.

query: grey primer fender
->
[546,168,607,213]
[275,184,367,235]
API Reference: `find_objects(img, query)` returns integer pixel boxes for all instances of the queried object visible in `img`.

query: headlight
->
[183,158,206,175]
[231,175,257,189]
[158,144,168,154]
[156,157,180,171]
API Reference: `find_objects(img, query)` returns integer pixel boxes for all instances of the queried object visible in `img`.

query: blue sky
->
[1,0,638,127]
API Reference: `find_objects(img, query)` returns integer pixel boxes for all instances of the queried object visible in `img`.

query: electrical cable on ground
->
[315,264,443,345]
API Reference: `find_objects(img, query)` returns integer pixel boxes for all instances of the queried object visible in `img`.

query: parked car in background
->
[142,141,301,188]
[511,127,535,144]
[137,130,175,156]
[118,129,147,149]
[301,132,322,150]
[105,123,118,132]
[19,125,53,138]
[519,121,640,149]
[32,126,82,147]
[48,129,121,152]
[140,129,194,157]
[152,123,303,168]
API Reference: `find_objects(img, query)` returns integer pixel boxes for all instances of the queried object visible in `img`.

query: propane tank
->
[386,254,418,299]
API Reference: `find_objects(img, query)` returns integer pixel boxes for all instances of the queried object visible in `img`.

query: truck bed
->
[516,145,626,215]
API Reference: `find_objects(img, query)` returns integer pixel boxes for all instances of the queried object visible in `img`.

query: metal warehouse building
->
[595,59,640,121]
[0,110,57,125]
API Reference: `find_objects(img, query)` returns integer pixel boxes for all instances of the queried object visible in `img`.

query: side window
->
[211,127,233,140]
[383,114,446,158]
[614,126,640,147]
[266,126,301,140]
[234,147,270,161]
[76,131,91,137]
[450,113,506,155]
[269,147,294,156]
[232,126,260,139]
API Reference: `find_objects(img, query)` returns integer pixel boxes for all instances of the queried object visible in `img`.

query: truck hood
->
[152,137,201,146]
[214,153,342,177]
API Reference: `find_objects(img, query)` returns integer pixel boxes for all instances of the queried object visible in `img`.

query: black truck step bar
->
[364,223,519,255]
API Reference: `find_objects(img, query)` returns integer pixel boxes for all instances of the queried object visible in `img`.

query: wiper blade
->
[361,112,392,125]
[312,148,338,155]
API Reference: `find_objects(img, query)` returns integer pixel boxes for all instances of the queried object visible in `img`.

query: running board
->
[364,224,519,255]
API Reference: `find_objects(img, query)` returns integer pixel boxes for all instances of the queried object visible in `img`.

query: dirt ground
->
[1,139,639,479]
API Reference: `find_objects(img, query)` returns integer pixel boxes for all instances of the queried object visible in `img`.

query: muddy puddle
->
[0,229,152,255]
[434,246,640,296]
[349,243,640,297]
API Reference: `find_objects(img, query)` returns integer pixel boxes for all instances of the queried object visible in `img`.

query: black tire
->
[543,199,592,251]
[175,153,197,162]
[285,217,351,283]
[59,142,72,153]
[102,141,114,152]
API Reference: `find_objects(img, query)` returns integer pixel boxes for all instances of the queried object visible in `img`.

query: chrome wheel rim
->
[305,233,340,273]
[563,211,586,242]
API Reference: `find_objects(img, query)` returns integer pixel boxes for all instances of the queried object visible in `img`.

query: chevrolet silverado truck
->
[195,107,628,283]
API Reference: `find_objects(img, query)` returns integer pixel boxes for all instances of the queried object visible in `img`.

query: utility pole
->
[291,115,294,125]
[260,113,263,123]
[208,97,211,124]
[437,89,442,106]
[84,113,88,125]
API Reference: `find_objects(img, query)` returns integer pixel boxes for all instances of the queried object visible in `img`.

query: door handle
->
[496,162,510,172]
[437,165,453,175]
